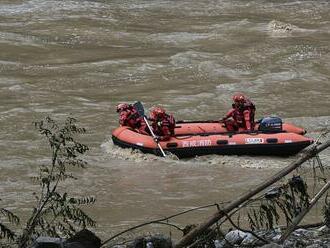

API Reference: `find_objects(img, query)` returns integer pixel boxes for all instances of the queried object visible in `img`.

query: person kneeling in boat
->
[221,93,256,131]
[149,106,176,141]
[116,103,148,135]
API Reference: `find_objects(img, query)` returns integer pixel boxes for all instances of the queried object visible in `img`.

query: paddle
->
[133,101,166,157]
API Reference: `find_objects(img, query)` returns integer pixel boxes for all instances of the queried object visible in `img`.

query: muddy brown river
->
[0,0,329,243]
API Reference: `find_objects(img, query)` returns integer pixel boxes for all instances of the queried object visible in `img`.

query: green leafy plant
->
[18,116,96,248]
[247,176,309,230]
[0,200,20,241]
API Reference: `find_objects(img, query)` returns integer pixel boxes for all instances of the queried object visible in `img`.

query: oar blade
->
[133,101,145,117]
[133,101,166,157]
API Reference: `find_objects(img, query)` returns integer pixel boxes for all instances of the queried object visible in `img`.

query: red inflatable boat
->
[112,118,313,158]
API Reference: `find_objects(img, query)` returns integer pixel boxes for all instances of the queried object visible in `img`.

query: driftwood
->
[174,140,330,248]
[278,181,330,243]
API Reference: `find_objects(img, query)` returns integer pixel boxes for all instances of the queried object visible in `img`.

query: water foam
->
[101,139,298,170]
[101,140,180,164]
[0,0,106,16]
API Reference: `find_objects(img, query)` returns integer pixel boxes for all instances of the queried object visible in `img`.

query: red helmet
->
[116,103,130,113]
[151,106,166,119]
[232,93,246,103]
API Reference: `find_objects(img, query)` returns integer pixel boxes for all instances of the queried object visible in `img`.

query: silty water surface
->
[0,0,329,240]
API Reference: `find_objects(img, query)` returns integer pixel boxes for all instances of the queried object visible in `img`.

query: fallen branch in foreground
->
[175,139,330,248]
[291,222,324,230]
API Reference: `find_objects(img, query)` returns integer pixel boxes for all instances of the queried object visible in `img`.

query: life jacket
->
[119,108,143,128]
[224,98,256,131]
[224,105,254,130]
[152,114,176,138]
[231,109,244,125]
[241,99,256,125]
[166,114,176,135]
[224,109,244,125]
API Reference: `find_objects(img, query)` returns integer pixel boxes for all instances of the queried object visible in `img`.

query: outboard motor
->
[258,116,283,132]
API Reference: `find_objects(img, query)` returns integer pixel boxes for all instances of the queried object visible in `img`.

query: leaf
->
[252,209,260,229]
[0,223,16,240]
[275,199,292,226]
[247,212,256,230]
[18,116,95,247]
[0,209,19,225]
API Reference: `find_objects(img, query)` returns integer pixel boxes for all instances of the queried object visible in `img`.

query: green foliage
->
[0,200,20,241]
[18,116,96,248]
[247,176,309,230]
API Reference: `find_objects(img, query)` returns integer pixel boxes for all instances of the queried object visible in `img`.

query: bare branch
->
[175,140,330,248]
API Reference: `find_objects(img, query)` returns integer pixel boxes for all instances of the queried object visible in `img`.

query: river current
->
[0,0,329,242]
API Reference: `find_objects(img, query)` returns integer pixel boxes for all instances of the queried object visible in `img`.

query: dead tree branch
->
[175,140,330,248]
[279,181,330,243]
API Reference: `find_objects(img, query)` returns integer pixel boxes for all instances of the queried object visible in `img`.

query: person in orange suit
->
[221,93,256,131]
[149,106,176,141]
[116,103,148,135]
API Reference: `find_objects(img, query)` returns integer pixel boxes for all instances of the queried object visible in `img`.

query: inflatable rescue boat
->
[112,117,313,158]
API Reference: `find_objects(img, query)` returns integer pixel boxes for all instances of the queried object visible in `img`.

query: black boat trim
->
[266,138,278,143]
[217,140,229,145]
[112,136,312,158]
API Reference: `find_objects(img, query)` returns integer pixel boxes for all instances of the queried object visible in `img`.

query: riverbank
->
[106,224,330,248]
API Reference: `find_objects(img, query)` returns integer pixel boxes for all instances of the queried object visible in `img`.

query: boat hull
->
[112,122,313,158]
[112,135,311,158]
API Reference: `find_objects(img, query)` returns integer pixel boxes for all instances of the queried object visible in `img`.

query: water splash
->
[101,139,298,169]
[101,140,180,163]
[268,20,295,33]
